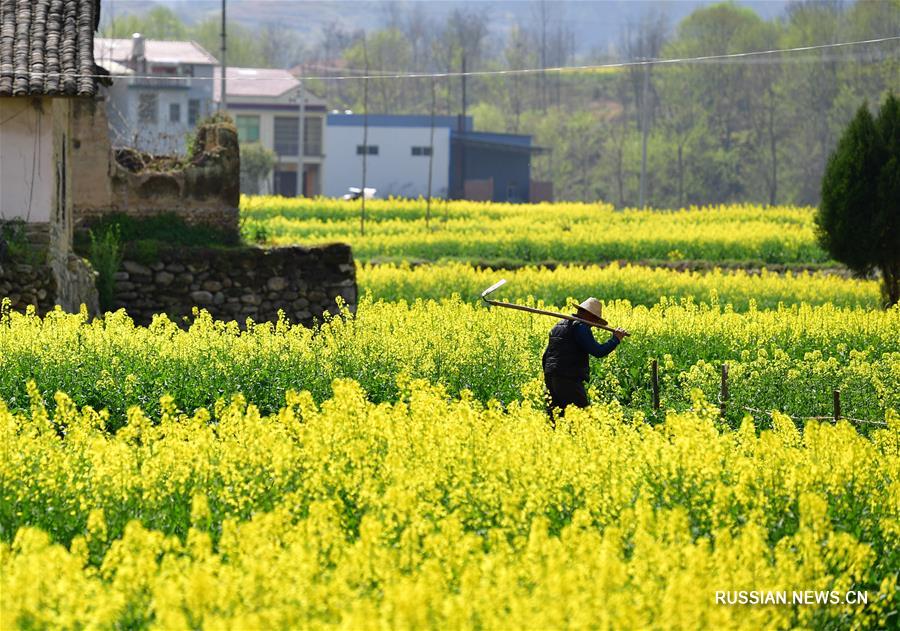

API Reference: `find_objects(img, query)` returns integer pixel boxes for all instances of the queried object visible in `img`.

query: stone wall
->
[112,243,356,326]
[0,222,98,316]
[0,261,55,314]
[71,99,241,237]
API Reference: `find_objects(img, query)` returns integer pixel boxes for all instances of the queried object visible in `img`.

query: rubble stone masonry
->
[112,243,356,327]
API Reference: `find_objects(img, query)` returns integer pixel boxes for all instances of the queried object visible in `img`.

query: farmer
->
[542,297,627,417]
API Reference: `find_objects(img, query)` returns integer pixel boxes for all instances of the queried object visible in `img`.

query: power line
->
[6,35,899,84]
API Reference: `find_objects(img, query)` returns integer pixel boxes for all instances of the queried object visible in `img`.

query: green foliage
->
[0,219,44,265]
[128,240,160,266]
[192,18,267,68]
[84,213,239,251]
[88,225,123,313]
[101,7,188,39]
[817,94,900,305]
[239,143,277,195]
[242,221,270,245]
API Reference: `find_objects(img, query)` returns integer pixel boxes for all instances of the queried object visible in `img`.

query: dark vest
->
[542,319,589,381]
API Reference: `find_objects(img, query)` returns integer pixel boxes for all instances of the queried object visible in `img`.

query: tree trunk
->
[882,261,900,307]
[677,143,684,207]
[769,101,777,206]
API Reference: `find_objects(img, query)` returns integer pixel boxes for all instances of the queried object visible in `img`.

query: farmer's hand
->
[613,327,629,340]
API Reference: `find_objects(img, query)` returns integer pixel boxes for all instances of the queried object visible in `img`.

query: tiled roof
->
[94,38,219,67]
[213,67,300,100]
[0,0,100,96]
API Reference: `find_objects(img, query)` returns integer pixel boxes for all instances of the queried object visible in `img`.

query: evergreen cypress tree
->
[817,94,899,306]
[875,93,900,306]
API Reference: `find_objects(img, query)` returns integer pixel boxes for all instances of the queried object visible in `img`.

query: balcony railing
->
[130,76,191,89]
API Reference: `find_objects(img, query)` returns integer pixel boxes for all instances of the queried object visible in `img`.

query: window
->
[303,116,323,156]
[138,93,158,124]
[188,99,201,126]
[169,102,181,123]
[507,181,518,202]
[236,115,261,143]
[274,116,299,155]
[411,146,432,156]
[356,145,379,155]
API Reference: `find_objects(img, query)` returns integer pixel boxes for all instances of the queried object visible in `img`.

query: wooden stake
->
[651,358,659,410]
[833,389,841,422]
[720,363,729,417]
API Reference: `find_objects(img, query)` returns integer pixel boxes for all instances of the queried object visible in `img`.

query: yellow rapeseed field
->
[2,299,897,425]
[3,197,897,629]
[241,197,828,265]
[358,261,880,310]
[2,381,898,629]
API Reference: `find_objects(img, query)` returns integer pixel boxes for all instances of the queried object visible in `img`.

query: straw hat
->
[576,297,608,325]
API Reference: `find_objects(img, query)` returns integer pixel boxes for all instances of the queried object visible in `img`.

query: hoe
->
[480,279,630,336]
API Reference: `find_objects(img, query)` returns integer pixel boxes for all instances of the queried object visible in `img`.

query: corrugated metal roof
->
[0,0,100,97]
[327,114,474,130]
[94,38,219,66]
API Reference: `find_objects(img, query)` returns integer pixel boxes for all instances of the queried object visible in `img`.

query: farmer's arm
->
[573,323,620,358]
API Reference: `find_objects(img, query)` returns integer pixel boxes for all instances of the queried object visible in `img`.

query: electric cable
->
[3,34,898,84]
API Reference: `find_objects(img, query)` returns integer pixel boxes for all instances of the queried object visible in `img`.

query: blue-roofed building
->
[324,114,548,202]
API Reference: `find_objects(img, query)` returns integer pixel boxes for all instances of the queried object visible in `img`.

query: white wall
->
[324,126,449,199]
[105,65,216,155]
[0,100,55,222]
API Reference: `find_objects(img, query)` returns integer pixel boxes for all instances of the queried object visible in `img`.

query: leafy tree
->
[192,18,266,68]
[240,143,277,195]
[817,94,900,306]
[102,7,188,39]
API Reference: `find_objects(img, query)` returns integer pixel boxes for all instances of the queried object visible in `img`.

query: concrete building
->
[324,114,547,202]
[94,36,218,155]
[214,67,326,197]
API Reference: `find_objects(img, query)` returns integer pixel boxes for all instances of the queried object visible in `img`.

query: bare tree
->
[261,24,307,69]
[621,11,669,129]
[505,24,534,132]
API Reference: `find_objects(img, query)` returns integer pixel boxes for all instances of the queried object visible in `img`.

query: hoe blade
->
[480,279,507,299]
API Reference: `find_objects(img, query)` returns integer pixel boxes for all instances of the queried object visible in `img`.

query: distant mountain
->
[108,0,793,56]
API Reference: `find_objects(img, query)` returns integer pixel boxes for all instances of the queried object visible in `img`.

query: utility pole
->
[639,58,650,209]
[297,81,306,196]
[459,52,467,199]
[361,34,369,236]
[219,0,227,112]
[426,77,436,229]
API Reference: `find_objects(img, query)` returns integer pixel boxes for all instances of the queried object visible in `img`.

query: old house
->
[0,0,100,314]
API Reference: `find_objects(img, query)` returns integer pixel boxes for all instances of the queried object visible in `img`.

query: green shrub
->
[89,225,123,313]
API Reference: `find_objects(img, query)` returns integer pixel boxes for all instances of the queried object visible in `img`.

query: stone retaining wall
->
[0,262,55,313]
[113,243,356,326]
[1,221,99,317]
[0,254,98,317]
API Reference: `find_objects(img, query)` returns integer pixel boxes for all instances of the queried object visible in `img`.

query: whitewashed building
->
[324,114,545,201]
[94,36,218,154]
[0,0,101,313]
[324,114,451,199]
[214,67,327,197]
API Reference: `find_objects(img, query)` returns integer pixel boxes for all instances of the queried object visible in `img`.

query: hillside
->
[110,0,792,56]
